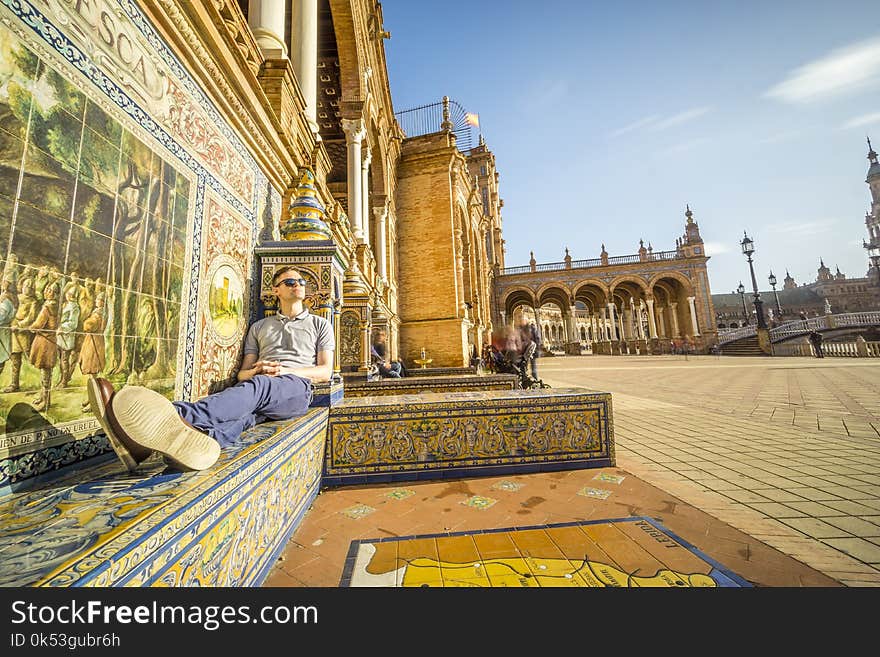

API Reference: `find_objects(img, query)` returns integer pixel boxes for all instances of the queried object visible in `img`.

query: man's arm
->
[281,349,334,383]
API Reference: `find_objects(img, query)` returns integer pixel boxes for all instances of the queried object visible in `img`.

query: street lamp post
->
[737,281,748,325]
[740,232,767,329]
[768,270,782,316]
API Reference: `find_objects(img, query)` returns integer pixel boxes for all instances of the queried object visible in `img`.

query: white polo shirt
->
[243,309,334,370]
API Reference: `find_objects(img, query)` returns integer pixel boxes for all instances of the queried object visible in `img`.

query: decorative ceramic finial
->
[441,96,453,131]
[281,169,331,241]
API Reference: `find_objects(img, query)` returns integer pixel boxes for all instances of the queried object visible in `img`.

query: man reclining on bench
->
[88,266,334,472]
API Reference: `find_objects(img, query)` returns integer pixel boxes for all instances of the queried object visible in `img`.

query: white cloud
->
[841,112,880,129]
[765,220,837,236]
[660,137,710,155]
[609,106,709,138]
[609,115,659,138]
[702,241,731,256]
[765,36,880,103]
[652,106,711,130]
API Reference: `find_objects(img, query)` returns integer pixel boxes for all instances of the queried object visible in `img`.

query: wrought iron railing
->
[394,98,477,152]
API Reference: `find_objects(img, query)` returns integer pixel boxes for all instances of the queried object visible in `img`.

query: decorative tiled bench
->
[343,373,519,397]
[405,366,477,377]
[0,408,328,587]
[312,379,345,406]
[322,388,615,486]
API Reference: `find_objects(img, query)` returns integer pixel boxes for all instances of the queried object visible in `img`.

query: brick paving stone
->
[269,356,880,587]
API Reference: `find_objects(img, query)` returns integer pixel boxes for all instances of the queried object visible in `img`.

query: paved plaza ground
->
[266,355,880,587]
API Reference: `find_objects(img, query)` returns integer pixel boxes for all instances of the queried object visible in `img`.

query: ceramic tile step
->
[322,387,615,486]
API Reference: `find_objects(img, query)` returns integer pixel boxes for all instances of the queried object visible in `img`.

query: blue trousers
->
[173,374,313,447]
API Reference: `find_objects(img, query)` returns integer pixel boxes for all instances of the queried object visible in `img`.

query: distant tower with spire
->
[865,136,880,278]
[677,204,705,258]
[816,258,832,282]
[783,269,796,290]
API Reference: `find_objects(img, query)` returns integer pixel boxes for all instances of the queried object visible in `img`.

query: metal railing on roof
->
[394,98,477,153]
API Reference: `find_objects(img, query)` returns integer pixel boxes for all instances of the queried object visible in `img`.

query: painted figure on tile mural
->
[2,253,20,288]
[78,292,106,411]
[56,286,81,389]
[3,277,38,393]
[29,283,60,411]
[0,279,17,377]
[32,265,50,303]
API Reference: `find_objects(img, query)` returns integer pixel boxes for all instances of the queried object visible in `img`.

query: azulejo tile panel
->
[0,408,327,587]
[343,374,518,397]
[341,517,751,587]
[324,388,615,485]
[0,0,279,485]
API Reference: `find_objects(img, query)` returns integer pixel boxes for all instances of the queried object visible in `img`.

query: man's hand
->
[237,354,282,381]
[252,360,282,376]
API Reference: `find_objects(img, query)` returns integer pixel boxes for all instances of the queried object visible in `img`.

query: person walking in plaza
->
[88,266,334,472]
[517,319,542,381]
[808,330,824,358]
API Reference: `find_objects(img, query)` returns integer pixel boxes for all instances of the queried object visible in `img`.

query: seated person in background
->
[370,328,404,378]
[88,266,334,472]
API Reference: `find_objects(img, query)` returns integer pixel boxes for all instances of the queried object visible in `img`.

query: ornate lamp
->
[740,232,767,329]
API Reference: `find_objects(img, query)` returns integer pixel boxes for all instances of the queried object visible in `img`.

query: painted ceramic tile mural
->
[0,0,276,484]
[0,25,189,457]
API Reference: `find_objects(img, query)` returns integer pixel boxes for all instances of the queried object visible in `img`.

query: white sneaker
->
[110,386,220,471]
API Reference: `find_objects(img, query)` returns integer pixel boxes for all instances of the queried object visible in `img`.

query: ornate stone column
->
[566,307,578,342]
[341,118,366,241]
[290,0,318,134]
[625,300,635,340]
[373,204,388,282]
[360,320,372,371]
[670,302,680,337]
[248,0,287,59]
[606,303,617,340]
[646,298,658,338]
[658,306,666,337]
[636,300,646,340]
[361,146,372,247]
[687,295,701,336]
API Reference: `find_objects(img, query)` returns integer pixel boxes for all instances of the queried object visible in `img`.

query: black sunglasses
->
[276,278,307,288]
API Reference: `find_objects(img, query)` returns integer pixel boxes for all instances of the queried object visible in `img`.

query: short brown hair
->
[272,265,302,286]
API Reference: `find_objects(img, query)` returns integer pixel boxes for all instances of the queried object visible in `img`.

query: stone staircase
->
[720,335,764,356]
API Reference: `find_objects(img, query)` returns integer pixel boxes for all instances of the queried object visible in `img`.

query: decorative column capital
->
[341,118,366,144]
[362,145,373,168]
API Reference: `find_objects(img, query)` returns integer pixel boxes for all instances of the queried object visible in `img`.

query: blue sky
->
[380,0,880,295]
